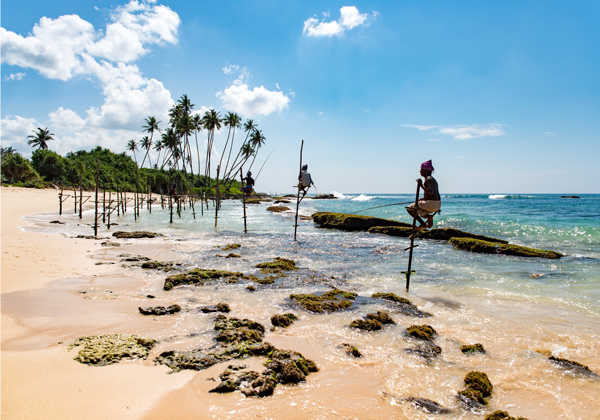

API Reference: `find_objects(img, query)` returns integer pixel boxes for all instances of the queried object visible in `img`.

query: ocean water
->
[19,193,600,419]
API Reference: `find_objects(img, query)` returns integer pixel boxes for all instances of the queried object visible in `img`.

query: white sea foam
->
[331,191,348,199]
[351,194,374,201]
[489,194,507,199]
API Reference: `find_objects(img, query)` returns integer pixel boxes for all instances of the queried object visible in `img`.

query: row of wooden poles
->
[57,157,250,236]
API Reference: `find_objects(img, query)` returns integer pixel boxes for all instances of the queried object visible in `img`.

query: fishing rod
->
[254,149,275,181]
[350,200,415,214]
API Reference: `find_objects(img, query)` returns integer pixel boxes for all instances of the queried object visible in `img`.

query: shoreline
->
[2,186,599,419]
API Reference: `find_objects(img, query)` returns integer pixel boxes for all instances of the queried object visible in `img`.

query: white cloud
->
[216,66,290,118]
[303,6,375,37]
[439,124,505,140]
[3,72,26,81]
[222,64,239,75]
[403,123,506,140]
[0,115,39,151]
[0,1,179,151]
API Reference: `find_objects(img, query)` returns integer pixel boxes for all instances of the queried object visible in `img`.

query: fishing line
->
[350,201,415,214]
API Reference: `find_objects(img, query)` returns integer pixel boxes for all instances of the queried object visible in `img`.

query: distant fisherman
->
[297,164,314,196]
[242,171,255,197]
[406,160,441,229]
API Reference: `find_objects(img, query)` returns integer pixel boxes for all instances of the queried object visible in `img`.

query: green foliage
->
[1,149,43,186]
[31,149,68,182]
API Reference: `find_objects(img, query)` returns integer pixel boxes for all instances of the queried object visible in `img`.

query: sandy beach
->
[1,187,196,419]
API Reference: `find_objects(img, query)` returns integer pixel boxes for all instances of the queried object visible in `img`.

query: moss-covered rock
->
[200,303,231,313]
[461,343,486,354]
[341,343,362,358]
[255,257,298,274]
[266,206,291,212]
[271,313,298,328]
[138,304,181,316]
[485,410,530,420]
[141,261,180,271]
[350,318,382,331]
[369,226,508,243]
[449,237,562,259]
[222,243,241,251]
[264,349,319,384]
[214,315,265,346]
[70,334,156,366]
[210,368,277,397]
[312,212,411,232]
[366,310,395,324]
[464,371,493,398]
[164,268,248,290]
[549,356,598,377]
[290,289,357,313]
[246,285,257,292]
[372,292,432,317]
[112,231,163,239]
[245,198,263,204]
[406,325,437,341]
[155,349,218,372]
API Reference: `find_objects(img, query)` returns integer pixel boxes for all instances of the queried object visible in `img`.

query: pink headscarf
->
[421,160,434,172]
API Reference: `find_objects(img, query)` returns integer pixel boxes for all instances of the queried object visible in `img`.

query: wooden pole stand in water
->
[294,140,304,241]
[401,181,421,292]
[240,168,247,234]
[94,157,99,237]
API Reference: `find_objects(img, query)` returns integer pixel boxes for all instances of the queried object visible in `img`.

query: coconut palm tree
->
[126,139,138,165]
[201,109,222,180]
[27,127,54,150]
[140,136,153,168]
[141,116,161,167]
[221,112,242,180]
[248,129,266,171]
[224,119,257,180]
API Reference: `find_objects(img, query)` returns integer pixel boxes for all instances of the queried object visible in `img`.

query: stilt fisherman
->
[406,160,441,229]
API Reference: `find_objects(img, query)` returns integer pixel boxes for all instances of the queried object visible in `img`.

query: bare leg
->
[426,215,434,228]
[407,208,427,228]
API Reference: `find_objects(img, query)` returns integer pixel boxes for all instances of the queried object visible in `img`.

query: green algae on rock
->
[404,342,442,358]
[449,237,563,259]
[164,268,248,290]
[366,310,395,324]
[368,226,509,243]
[312,212,411,231]
[371,292,432,317]
[290,289,357,313]
[341,343,362,358]
[461,343,486,354]
[214,315,265,345]
[112,231,164,239]
[406,325,437,341]
[255,257,298,274]
[457,371,493,407]
[200,302,231,313]
[485,410,530,420]
[271,313,298,328]
[265,349,319,384]
[221,243,241,251]
[350,318,383,331]
[266,205,291,212]
[210,367,277,397]
[141,261,180,271]
[70,334,156,366]
[549,356,599,377]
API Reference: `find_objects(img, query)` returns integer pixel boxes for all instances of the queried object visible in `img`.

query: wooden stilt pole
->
[240,168,247,234]
[215,165,220,228]
[94,157,99,237]
[169,170,173,224]
[294,140,304,241]
[402,182,421,292]
[102,185,106,223]
[79,186,83,219]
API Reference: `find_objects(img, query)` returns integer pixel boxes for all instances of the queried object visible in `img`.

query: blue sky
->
[2,0,599,194]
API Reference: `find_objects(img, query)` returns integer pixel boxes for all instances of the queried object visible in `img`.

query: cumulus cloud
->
[1,116,39,151]
[403,123,506,140]
[216,66,290,118]
[303,6,376,37]
[0,0,179,151]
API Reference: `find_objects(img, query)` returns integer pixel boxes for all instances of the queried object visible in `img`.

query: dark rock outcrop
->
[371,293,432,317]
[312,194,337,199]
[112,231,164,239]
[549,356,598,377]
[485,410,530,420]
[461,343,486,354]
[200,303,231,313]
[341,343,362,358]
[406,325,437,341]
[271,313,298,328]
[403,397,452,414]
[164,268,248,290]
[404,342,442,358]
[138,304,181,316]
[369,226,509,243]
[457,371,493,407]
[266,206,291,212]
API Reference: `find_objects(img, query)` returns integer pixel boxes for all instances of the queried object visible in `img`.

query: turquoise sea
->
[20,192,600,419]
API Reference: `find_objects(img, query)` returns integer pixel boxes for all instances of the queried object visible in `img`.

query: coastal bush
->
[1,150,42,185]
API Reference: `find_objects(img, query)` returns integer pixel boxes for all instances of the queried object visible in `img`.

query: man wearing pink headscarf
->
[406,160,441,229]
